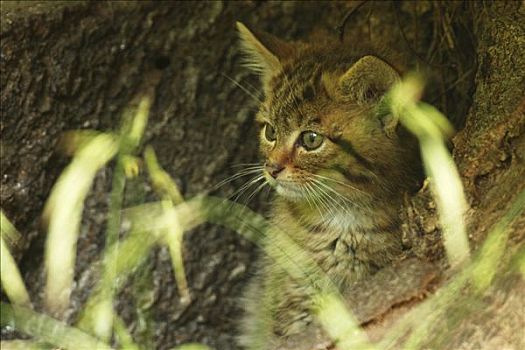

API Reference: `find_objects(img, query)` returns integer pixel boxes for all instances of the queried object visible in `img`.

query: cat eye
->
[264,123,277,142]
[300,131,324,150]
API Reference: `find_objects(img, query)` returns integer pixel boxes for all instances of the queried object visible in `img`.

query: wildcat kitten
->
[236,22,422,349]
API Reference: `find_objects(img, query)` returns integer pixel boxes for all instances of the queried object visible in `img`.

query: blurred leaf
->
[122,155,141,178]
[0,210,22,248]
[1,237,31,307]
[1,303,113,350]
[171,344,212,350]
[92,95,152,340]
[144,145,188,302]
[127,97,151,149]
[119,96,151,153]
[471,188,525,291]
[113,314,141,350]
[123,196,368,348]
[389,75,470,268]
[56,130,106,156]
[314,293,375,350]
[517,247,525,278]
[144,145,184,204]
[160,200,191,304]
[76,228,159,332]
[380,188,525,349]
[129,258,157,349]
[43,133,118,316]
[0,340,49,350]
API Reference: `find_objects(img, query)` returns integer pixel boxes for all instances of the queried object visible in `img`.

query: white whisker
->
[213,167,263,191]
[242,180,268,207]
[222,73,263,104]
[311,173,369,197]
[303,182,325,221]
[310,180,342,217]
[232,175,265,202]
[306,181,333,221]
[311,179,352,217]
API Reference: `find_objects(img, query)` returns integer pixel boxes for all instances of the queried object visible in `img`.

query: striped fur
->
[237,23,422,349]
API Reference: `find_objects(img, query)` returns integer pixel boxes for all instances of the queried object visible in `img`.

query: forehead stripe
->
[332,138,374,171]
[330,165,372,184]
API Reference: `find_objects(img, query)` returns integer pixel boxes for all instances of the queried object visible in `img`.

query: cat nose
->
[265,162,285,178]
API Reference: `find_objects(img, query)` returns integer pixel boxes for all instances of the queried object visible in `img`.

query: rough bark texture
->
[1,1,523,349]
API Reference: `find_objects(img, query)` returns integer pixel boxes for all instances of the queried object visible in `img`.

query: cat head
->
[237,22,421,204]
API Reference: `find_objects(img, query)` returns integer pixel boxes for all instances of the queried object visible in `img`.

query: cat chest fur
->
[242,200,404,342]
[272,197,403,288]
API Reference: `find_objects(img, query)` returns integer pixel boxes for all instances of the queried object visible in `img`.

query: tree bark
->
[1,1,523,349]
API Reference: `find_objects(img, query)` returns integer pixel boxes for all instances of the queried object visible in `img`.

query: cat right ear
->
[338,56,402,136]
[236,22,295,83]
[339,55,401,103]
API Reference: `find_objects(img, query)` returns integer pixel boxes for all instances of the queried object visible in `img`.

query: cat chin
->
[264,175,306,201]
[274,183,305,201]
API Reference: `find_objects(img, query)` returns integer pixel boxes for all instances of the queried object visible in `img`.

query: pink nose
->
[265,162,285,178]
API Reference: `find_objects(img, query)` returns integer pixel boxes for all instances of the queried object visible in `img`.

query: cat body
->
[236,22,422,349]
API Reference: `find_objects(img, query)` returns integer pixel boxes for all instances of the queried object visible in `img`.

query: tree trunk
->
[1,1,523,349]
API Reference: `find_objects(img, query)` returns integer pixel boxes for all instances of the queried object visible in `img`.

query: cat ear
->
[339,56,401,136]
[236,22,295,82]
[339,55,400,103]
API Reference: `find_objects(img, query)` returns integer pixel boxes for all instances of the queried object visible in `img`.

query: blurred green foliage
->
[1,77,523,349]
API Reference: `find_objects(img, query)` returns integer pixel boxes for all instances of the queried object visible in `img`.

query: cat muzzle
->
[265,162,285,179]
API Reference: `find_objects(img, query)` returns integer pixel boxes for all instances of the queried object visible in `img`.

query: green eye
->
[264,123,277,141]
[301,131,324,150]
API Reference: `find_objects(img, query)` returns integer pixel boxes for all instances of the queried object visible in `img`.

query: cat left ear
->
[236,22,295,84]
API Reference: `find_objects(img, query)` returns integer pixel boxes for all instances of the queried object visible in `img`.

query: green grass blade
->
[0,340,49,350]
[380,188,525,349]
[123,196,374,349]
[171,344,212,350]
[159,200,191,304]
[390,75,470,268]
[471,188,525,291]
[144,146,189,302]
[1,237,31,307]
[1,302,113,350]
[113,314,141,350]
[144,145,184,204]
[314,293,374,350]
[90,96,152,340]
[43,133,118,316]
[0,210,22,248]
